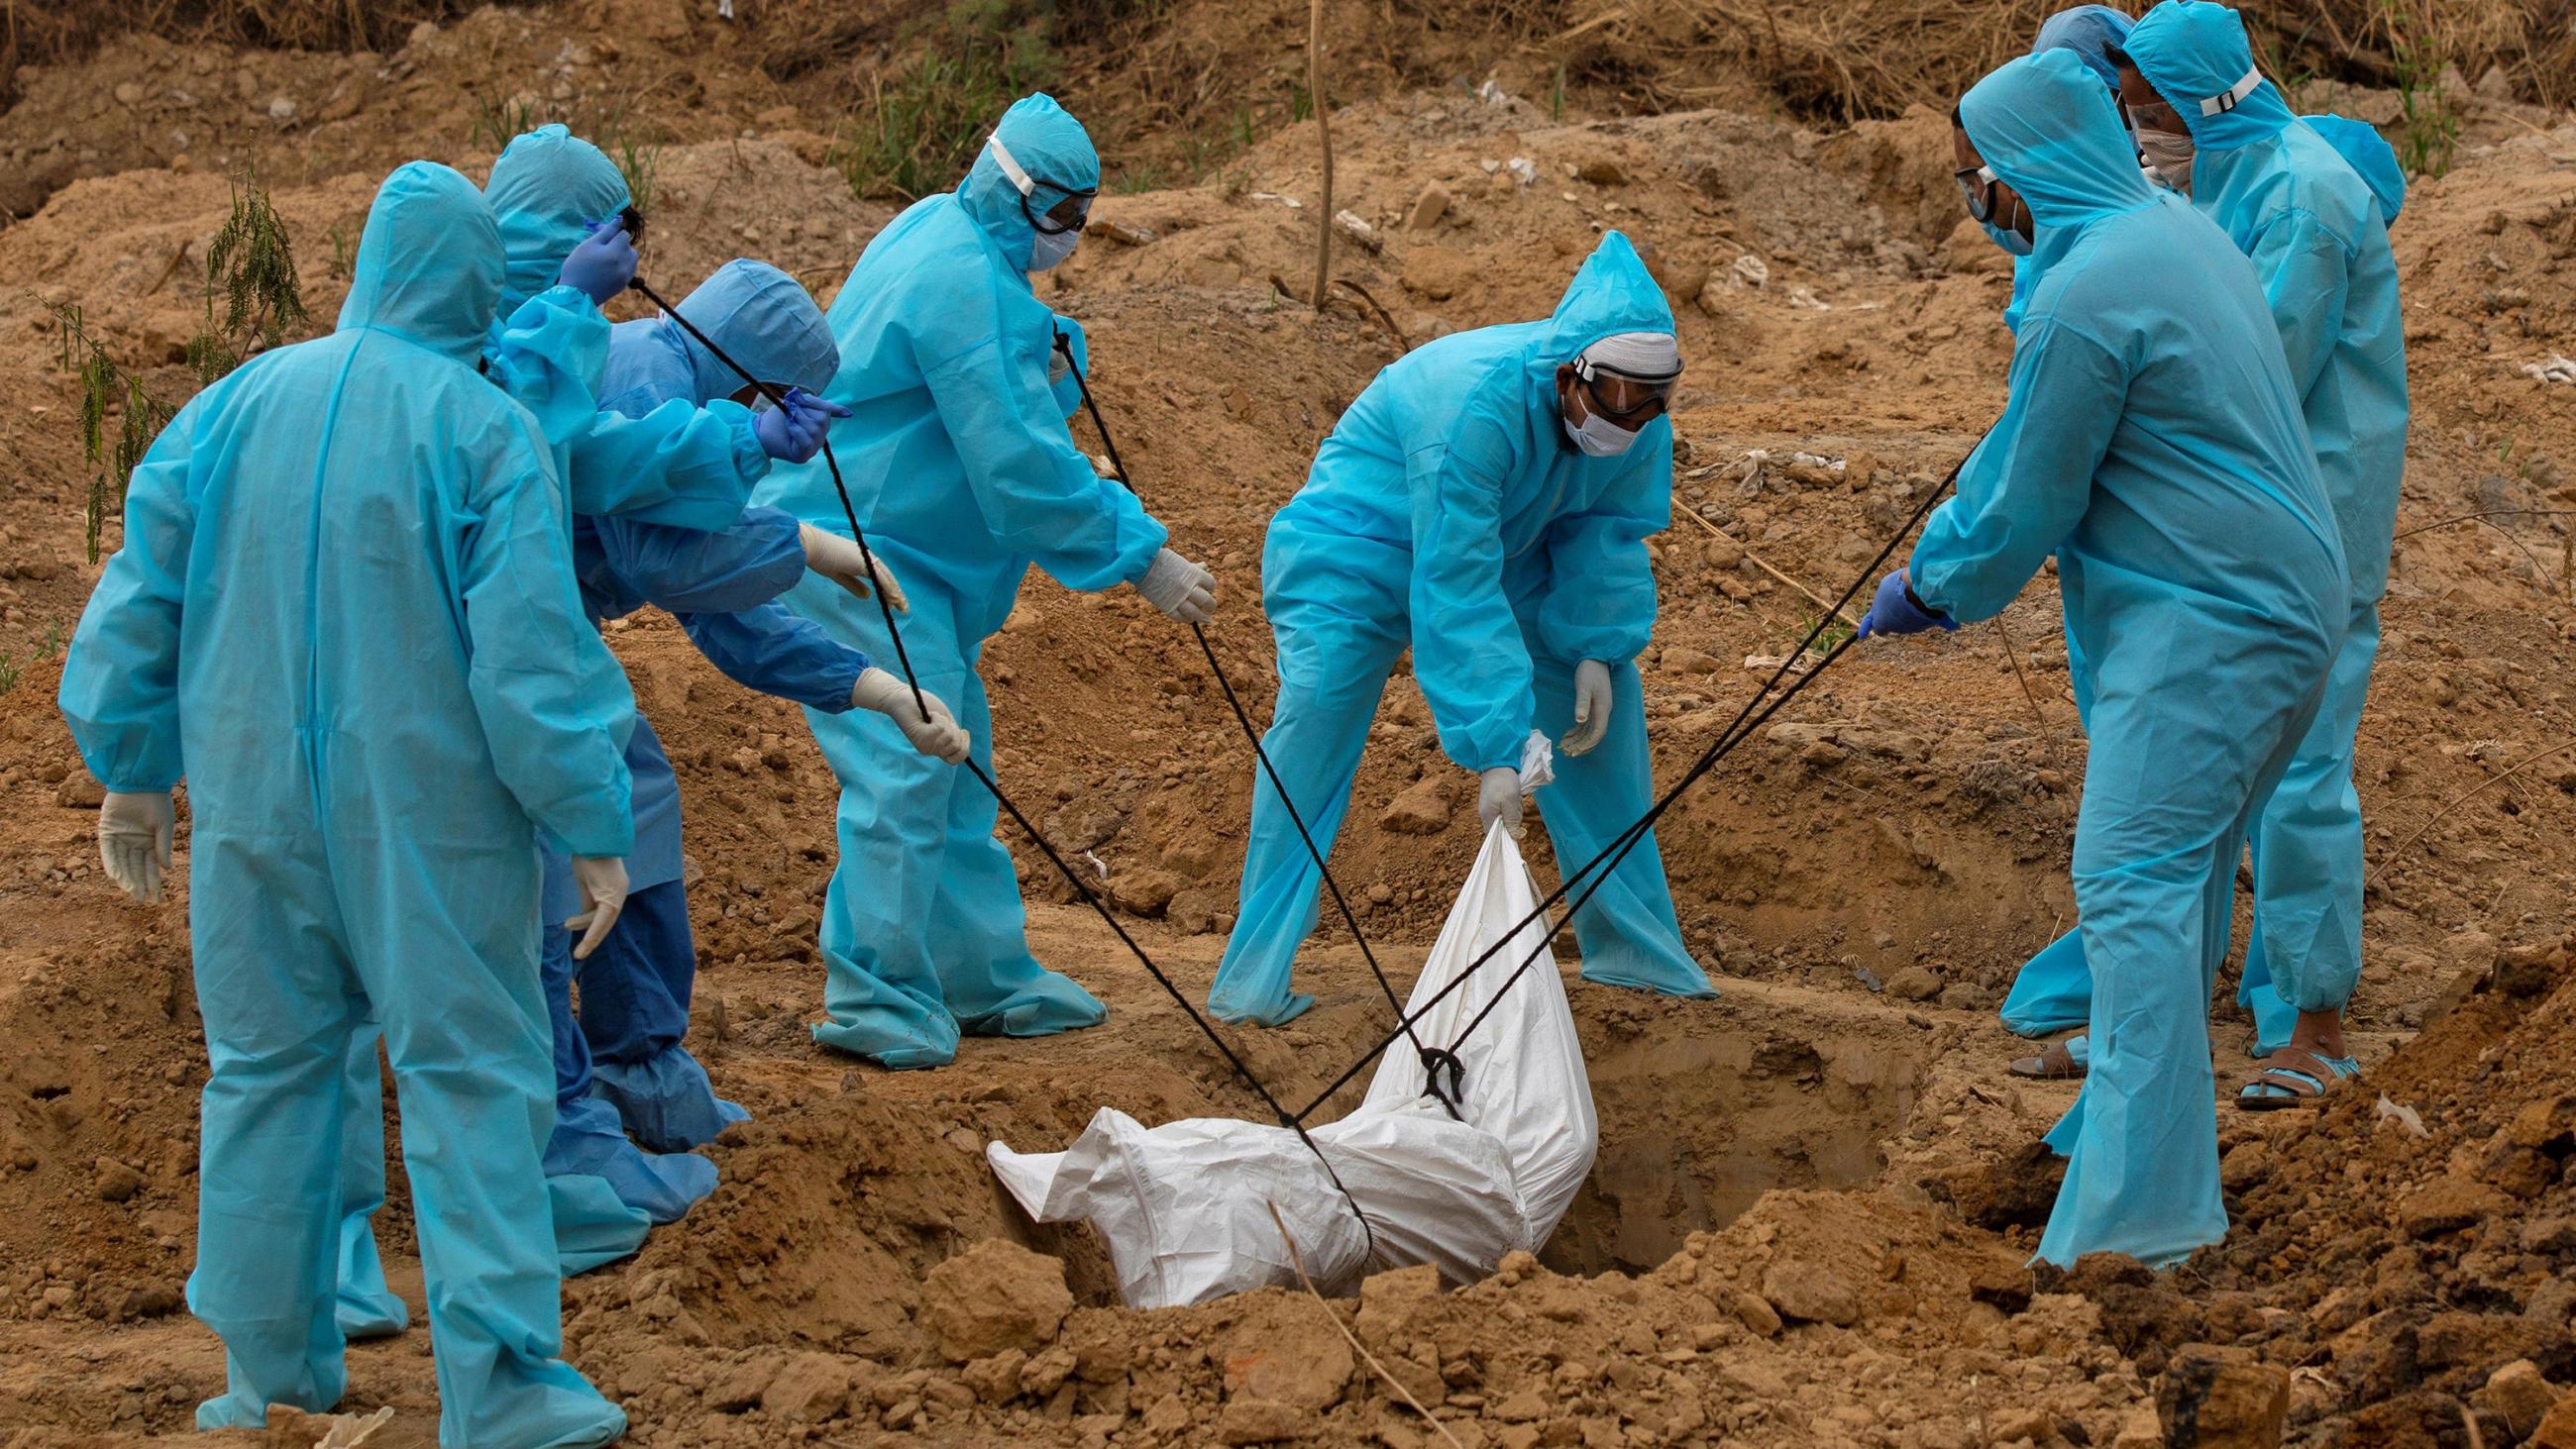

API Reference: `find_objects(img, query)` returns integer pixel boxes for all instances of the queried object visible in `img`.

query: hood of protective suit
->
[2302,114,2407,225]
[336,161,506,364]
[1963,51,2156,236]
[484,123,632,318]
[2032,5,2135,91]
[958,93,1099,271]
[1538,231,1675,372]
[2126,1,2296,151]
[670,259,839,400]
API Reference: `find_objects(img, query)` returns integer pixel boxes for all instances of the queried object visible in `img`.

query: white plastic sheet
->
[988,824,1597,1308]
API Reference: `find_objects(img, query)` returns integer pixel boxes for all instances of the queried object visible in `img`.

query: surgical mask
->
[1563,410,1641,458]
[1028,226,1080,272]
[1983,221,2034,257]
[2134,127,2195,194]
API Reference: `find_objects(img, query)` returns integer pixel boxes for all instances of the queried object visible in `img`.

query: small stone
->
[1660,646,1722,676]
[2219,1140,2272,1191]
[1761,1263,1859,1326]
[1884,967,1941,1002]
[114,81,145,106]
[1405,184,1450,232]
[2479,1360,2563,1440]
[2158,1348,2289,1449]
[1378,777,1451,836]
[1576,157,1627,186]
[54,776,105,809]
[962,1349,1029,1403]
[2399,1179,2508,1239]
[705,1355,780,1412]
[2534,1396,2576,1449]
[1218,1397,1305,1444]
[761,1351,859,1423]
[918,1240,1074,1362]
[1401,246,1476,301]
[267,95,297,124]
[1109,868,1181,918]
[1727,1289,1782,1337]
[94,1158,143,1202]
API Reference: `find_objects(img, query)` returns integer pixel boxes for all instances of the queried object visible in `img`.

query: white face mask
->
[1028,227,1079,272]
[2134,126,2196,194]
[1563,410,1642,458]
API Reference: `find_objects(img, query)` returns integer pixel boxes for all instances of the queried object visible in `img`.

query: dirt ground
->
[4,2,2576,1446]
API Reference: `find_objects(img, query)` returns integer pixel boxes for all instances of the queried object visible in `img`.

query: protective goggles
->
[986,131,1097,236]
[1954,164,2002,223]
[1571,354,1679,423]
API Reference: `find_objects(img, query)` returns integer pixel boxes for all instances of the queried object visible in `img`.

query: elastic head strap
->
[984,131,1037,198]
[1573,354,1683,389]
[2200,66,2264,117]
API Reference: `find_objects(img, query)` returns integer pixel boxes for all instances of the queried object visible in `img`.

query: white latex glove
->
[1564,660,1614,756]
[98,789,175,904]
[802,522,910,613]
[1477,767,1525,840]
[566,856,629,961]
[1134,548,1217,625]
[850,667,971,764]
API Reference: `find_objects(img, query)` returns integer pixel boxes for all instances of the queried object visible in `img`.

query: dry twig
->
[1673,509,1860,627]
[1264,1202,1463,1448]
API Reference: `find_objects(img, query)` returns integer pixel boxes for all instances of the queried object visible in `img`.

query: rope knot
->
[1418,1047,1466,1119]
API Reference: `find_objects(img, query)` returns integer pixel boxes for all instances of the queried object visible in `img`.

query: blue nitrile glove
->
[558,221,638,306]
[752,387,851,464]
[1855,569,1956,640]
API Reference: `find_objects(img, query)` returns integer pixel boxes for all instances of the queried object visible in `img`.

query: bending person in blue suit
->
[1998,5,2137,334]
[1209,231,1715,1028]
[60,162,632,1449]
[758,93,1215,1070]
[542,259,969,1219]
[1998,2,2408,1108]
[1856,52,2343,1267]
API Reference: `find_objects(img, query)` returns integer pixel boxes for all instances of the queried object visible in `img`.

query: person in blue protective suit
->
[1997,2,2408,1109]
[59,161,632,1448]
[756,93,1215,1071]
[543,258,970,1218]
[329,131,851,1324]
[1856,52,2344,1267]
[1208,230,1715,1028]
[1997,6,2136,335]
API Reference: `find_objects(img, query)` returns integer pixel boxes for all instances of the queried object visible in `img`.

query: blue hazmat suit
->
[331,136,803,1303]
[538,259,867,1208]
[1207,231,1714,1027]
[2003,6,2135,335]
[1998,3,2409,1061]
[57,161,631,1448]
[755,93,1163,1069]
[1915,52,2344,1267]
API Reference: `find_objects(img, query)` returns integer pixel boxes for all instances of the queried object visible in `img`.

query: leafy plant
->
[186,171,308,387]
[2382,0,2460,178]
[830,0,1058,202]
[54,304,175,565]
[470,90,542,153]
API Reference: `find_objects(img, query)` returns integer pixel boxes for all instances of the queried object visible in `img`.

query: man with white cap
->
[1209,231,1715,1026]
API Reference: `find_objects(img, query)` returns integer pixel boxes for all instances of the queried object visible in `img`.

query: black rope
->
[1050,328,1460,1119]
[1288,431,1986,1126]
[629,278,1385,1251]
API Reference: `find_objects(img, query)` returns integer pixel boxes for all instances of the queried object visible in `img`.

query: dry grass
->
[1,0,490,102]
[1555,0,2573,120]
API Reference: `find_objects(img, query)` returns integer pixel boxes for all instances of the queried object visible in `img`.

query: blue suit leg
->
[2001,614,2098,1038]
[581,880,748,1151]
[927,661,1109,1038]
[789,568,967,1069]
[540,918,712,1236]
[2239,604,2379,1054]
[1525,653,1712,997]
[1208,534,1409,1027]
[187,836,360,1429]
[339,829,624,1449]
[331,1029,408,1340]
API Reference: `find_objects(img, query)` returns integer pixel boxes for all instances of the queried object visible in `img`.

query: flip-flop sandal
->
[2008,1034,2091,1081]
[2235,1049,2359,1110]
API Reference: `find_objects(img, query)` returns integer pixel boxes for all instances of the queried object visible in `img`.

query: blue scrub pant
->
[1208,528,1711,1027]
[537,883,719,1229]
[2001,604,2379,1056]
[2032,621,2329,1269]
[187,828,622,1449]
[784,560,1107,1070]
